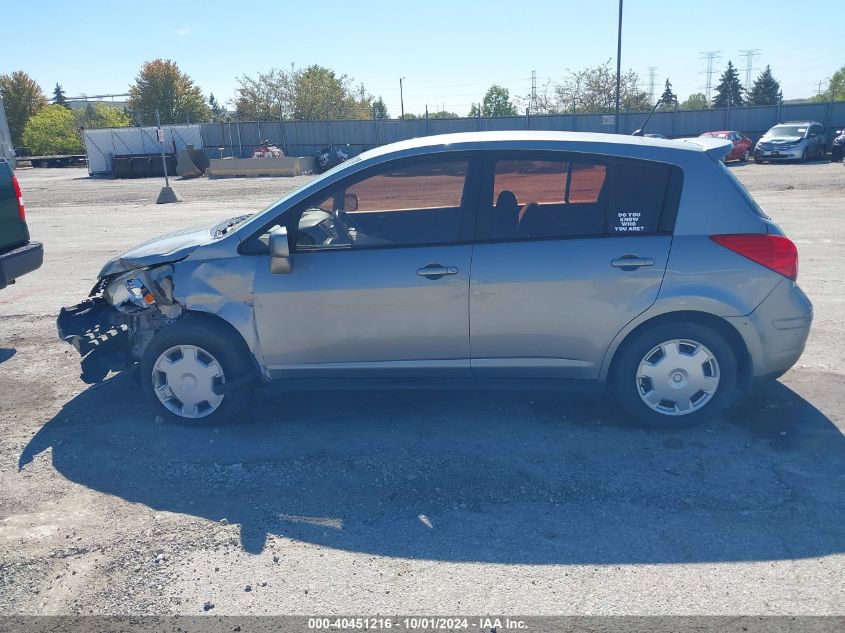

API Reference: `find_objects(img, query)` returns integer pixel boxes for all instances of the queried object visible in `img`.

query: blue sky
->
[4,0,843,116]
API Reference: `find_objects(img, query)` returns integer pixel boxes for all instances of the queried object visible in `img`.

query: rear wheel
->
[741,148,751,162]
[141,318,255,424]
[611,321,738,429]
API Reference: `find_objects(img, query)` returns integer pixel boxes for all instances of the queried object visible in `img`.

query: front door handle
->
[417,264,458,279]
[611,255,655,270]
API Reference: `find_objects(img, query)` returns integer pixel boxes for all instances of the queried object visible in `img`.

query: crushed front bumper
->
[57,298,133,383]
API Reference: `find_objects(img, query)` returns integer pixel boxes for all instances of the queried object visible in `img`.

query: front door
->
[469,152,680,379]
[252,153,479,377]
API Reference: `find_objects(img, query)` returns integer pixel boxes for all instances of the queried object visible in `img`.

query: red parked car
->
[699,131,753,162]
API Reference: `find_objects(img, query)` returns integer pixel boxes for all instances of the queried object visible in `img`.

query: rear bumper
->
[0,241,43,289]
[724,279,813,381]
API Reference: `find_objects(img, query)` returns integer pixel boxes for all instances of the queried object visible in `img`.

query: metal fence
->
[198,101,845,160]
[80,102,845,174]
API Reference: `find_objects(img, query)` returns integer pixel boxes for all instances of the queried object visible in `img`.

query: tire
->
[140,317,255,424]
[610,321,738,429]
[754,156,763,164]
[800,148,808,163]
[741,149,751,163]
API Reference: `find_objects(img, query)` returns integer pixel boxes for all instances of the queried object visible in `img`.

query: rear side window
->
[605,161,672,234]
[484,153,677,240]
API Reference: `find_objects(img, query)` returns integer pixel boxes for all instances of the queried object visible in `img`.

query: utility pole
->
[614,0,623,133]
[647,67,657,102]
[530,70,537,114]
[739,49,761,92]
[699,50,722,104]
[399,77,405,119]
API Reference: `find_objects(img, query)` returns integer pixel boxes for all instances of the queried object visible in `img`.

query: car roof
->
[358,130,729,161]
[776,121,819,125]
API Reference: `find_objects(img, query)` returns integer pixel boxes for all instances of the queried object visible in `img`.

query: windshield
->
[766,125,806,138]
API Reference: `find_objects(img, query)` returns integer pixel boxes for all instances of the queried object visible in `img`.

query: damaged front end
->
[57,265,182,383]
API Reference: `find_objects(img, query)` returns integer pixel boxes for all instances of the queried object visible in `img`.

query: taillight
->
[710,234,798,280]
[11,173,25,222]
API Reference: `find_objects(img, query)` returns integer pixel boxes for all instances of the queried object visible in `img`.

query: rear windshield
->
[718,162,769,219]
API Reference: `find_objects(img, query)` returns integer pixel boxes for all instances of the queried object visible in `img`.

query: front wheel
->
[140,317,255,424]
[800,148,809,163]
[610,322,738,429]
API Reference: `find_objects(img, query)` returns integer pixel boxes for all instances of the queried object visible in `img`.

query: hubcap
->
[636,339,720,416]
[152,345,225,418]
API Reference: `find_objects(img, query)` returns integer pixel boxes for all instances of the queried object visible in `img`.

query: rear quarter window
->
[718,162,769,219]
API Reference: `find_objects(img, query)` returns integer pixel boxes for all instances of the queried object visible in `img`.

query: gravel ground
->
[0,162,843,616]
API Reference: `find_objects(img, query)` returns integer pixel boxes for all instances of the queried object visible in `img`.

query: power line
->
[699,51,722,103]
[738,49,761,89]
[647,67,657,102]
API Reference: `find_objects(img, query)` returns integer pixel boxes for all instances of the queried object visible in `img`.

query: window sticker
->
[615,211,645,232]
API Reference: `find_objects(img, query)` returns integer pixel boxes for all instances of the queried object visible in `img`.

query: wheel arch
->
[602,310,752,391]
[178,310,256,363]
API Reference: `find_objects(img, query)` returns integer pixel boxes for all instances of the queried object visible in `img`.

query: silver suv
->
[754,121,827,163]
[57,132,812,428]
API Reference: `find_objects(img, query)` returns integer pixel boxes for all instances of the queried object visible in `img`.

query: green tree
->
[372,96,389,119]
[208,93,227,121]
[468,103,481,117]
[747,66,782,106]
[428,110,459,119]
[679,92,709,110]
[21,104,83,154]
[813,65,845,103]
[0,71,47,145]
[127,59,209,124]
[481,84,518,117]
[293,65,351,120]
[547,60,650,113]
[79,103,132,129]
[234,68,295,120]
[712,61,744,107]
[658,79,677,109]
[53,83,70,108]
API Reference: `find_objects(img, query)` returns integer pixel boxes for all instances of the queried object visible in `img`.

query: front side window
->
[295,157,471,250]
[484,153,674,241]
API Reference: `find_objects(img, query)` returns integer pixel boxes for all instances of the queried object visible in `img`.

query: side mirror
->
[268,226,292,274]
[344,192,359,212]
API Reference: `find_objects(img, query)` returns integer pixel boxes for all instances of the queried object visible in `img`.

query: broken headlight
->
[103,267,169,313]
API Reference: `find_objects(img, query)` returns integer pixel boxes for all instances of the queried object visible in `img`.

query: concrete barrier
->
[206,156,316,178]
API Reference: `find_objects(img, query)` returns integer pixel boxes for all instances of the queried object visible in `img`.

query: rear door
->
[469,151,682,379]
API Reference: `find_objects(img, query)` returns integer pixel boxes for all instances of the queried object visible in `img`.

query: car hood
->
[761,136,803,144]
[98,222,216,277]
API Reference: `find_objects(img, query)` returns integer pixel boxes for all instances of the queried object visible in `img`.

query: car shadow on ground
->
[0,348,15,364]
[18,374,845,564]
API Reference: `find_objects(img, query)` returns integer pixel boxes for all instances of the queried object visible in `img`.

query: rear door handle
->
[417,264,458,279]
[611,255,655,270]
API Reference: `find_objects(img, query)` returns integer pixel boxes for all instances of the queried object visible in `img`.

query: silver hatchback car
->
[57,131,812,428]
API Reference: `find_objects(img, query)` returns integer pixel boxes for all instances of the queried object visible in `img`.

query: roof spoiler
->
[680,137,734,162]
